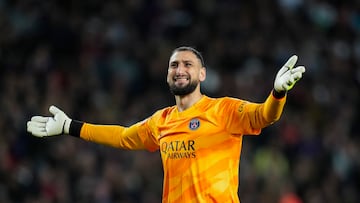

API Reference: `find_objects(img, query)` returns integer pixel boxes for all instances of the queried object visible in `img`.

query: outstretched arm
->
[27,106,151,150]
[248,55,305,129]
[70,121,147,150]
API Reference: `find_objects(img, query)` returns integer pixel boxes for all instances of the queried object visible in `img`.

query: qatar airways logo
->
[161,140,196,159]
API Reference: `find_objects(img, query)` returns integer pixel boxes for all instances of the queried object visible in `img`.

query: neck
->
[174,89,203,112]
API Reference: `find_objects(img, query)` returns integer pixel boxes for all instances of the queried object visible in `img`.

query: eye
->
[185,63,192,67]
[170,62,178,68]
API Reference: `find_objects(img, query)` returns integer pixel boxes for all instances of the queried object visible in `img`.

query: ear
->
[199,67,206,82]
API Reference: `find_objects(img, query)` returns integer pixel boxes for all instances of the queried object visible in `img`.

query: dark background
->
[0,0,359,202]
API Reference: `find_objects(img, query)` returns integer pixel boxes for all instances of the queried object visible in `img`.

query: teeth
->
[174,77,188,81]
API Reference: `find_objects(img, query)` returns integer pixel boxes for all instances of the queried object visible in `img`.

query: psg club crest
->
[189,118,200,130]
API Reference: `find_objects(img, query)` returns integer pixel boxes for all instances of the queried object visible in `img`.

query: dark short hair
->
[172,46,205,67]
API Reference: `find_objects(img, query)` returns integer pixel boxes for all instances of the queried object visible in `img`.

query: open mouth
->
[174,76,189,81]
[174,77,189,86]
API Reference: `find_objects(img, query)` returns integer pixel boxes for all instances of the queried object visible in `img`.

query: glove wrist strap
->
[63,119,72,135]
[272,89,287,99]
[69,120,84,137]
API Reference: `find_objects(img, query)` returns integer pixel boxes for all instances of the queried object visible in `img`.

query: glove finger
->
[291,66,305,81]
[27,121,44,131]
[292,71,303,81]
[27,121,34,132]
[31,130,48,137]
[287,76,295,86]
[277,66,290,77]
[49,105,62,116]
[31,116,49,123]
[28,121,46,128]
[291,66,306,74]
[27,122,48,137]
[283,55,298,70]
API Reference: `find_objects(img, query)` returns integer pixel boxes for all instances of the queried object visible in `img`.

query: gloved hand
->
[27,105,72,137]
[274,55,306,92]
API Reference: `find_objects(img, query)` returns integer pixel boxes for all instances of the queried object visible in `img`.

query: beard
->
[168,80,198,96]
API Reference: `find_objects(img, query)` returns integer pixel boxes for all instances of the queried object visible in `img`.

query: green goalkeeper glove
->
[274,55,305,92]
[27,105,72,137]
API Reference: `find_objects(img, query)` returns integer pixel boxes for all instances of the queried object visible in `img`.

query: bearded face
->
[167,51,206,96]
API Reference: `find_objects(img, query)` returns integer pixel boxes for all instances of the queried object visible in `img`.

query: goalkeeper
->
[27,46,305,203]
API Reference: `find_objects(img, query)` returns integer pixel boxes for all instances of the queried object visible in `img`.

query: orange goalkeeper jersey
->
[78,92,286,203]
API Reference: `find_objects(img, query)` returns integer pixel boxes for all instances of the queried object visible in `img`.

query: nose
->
[176,63,186,74]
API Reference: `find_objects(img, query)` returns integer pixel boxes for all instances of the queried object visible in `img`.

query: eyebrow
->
[170,60,194,64]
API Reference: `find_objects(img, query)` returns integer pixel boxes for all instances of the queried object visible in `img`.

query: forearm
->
[248,90,286,129]
[262,90,286,123]
[69,121,146,150]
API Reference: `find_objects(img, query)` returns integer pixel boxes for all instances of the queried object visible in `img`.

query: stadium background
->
[0,0,359,202]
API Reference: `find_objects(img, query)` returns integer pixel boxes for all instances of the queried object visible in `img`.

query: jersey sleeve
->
[224,90,286,135]
[79,120,159,151]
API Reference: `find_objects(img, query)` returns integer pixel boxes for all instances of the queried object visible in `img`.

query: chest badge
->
[189,118,200,130]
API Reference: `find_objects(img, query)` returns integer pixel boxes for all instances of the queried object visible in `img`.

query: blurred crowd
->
[0,0,360,202]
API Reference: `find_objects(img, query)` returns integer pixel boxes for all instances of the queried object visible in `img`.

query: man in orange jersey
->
[27,46,305,202]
